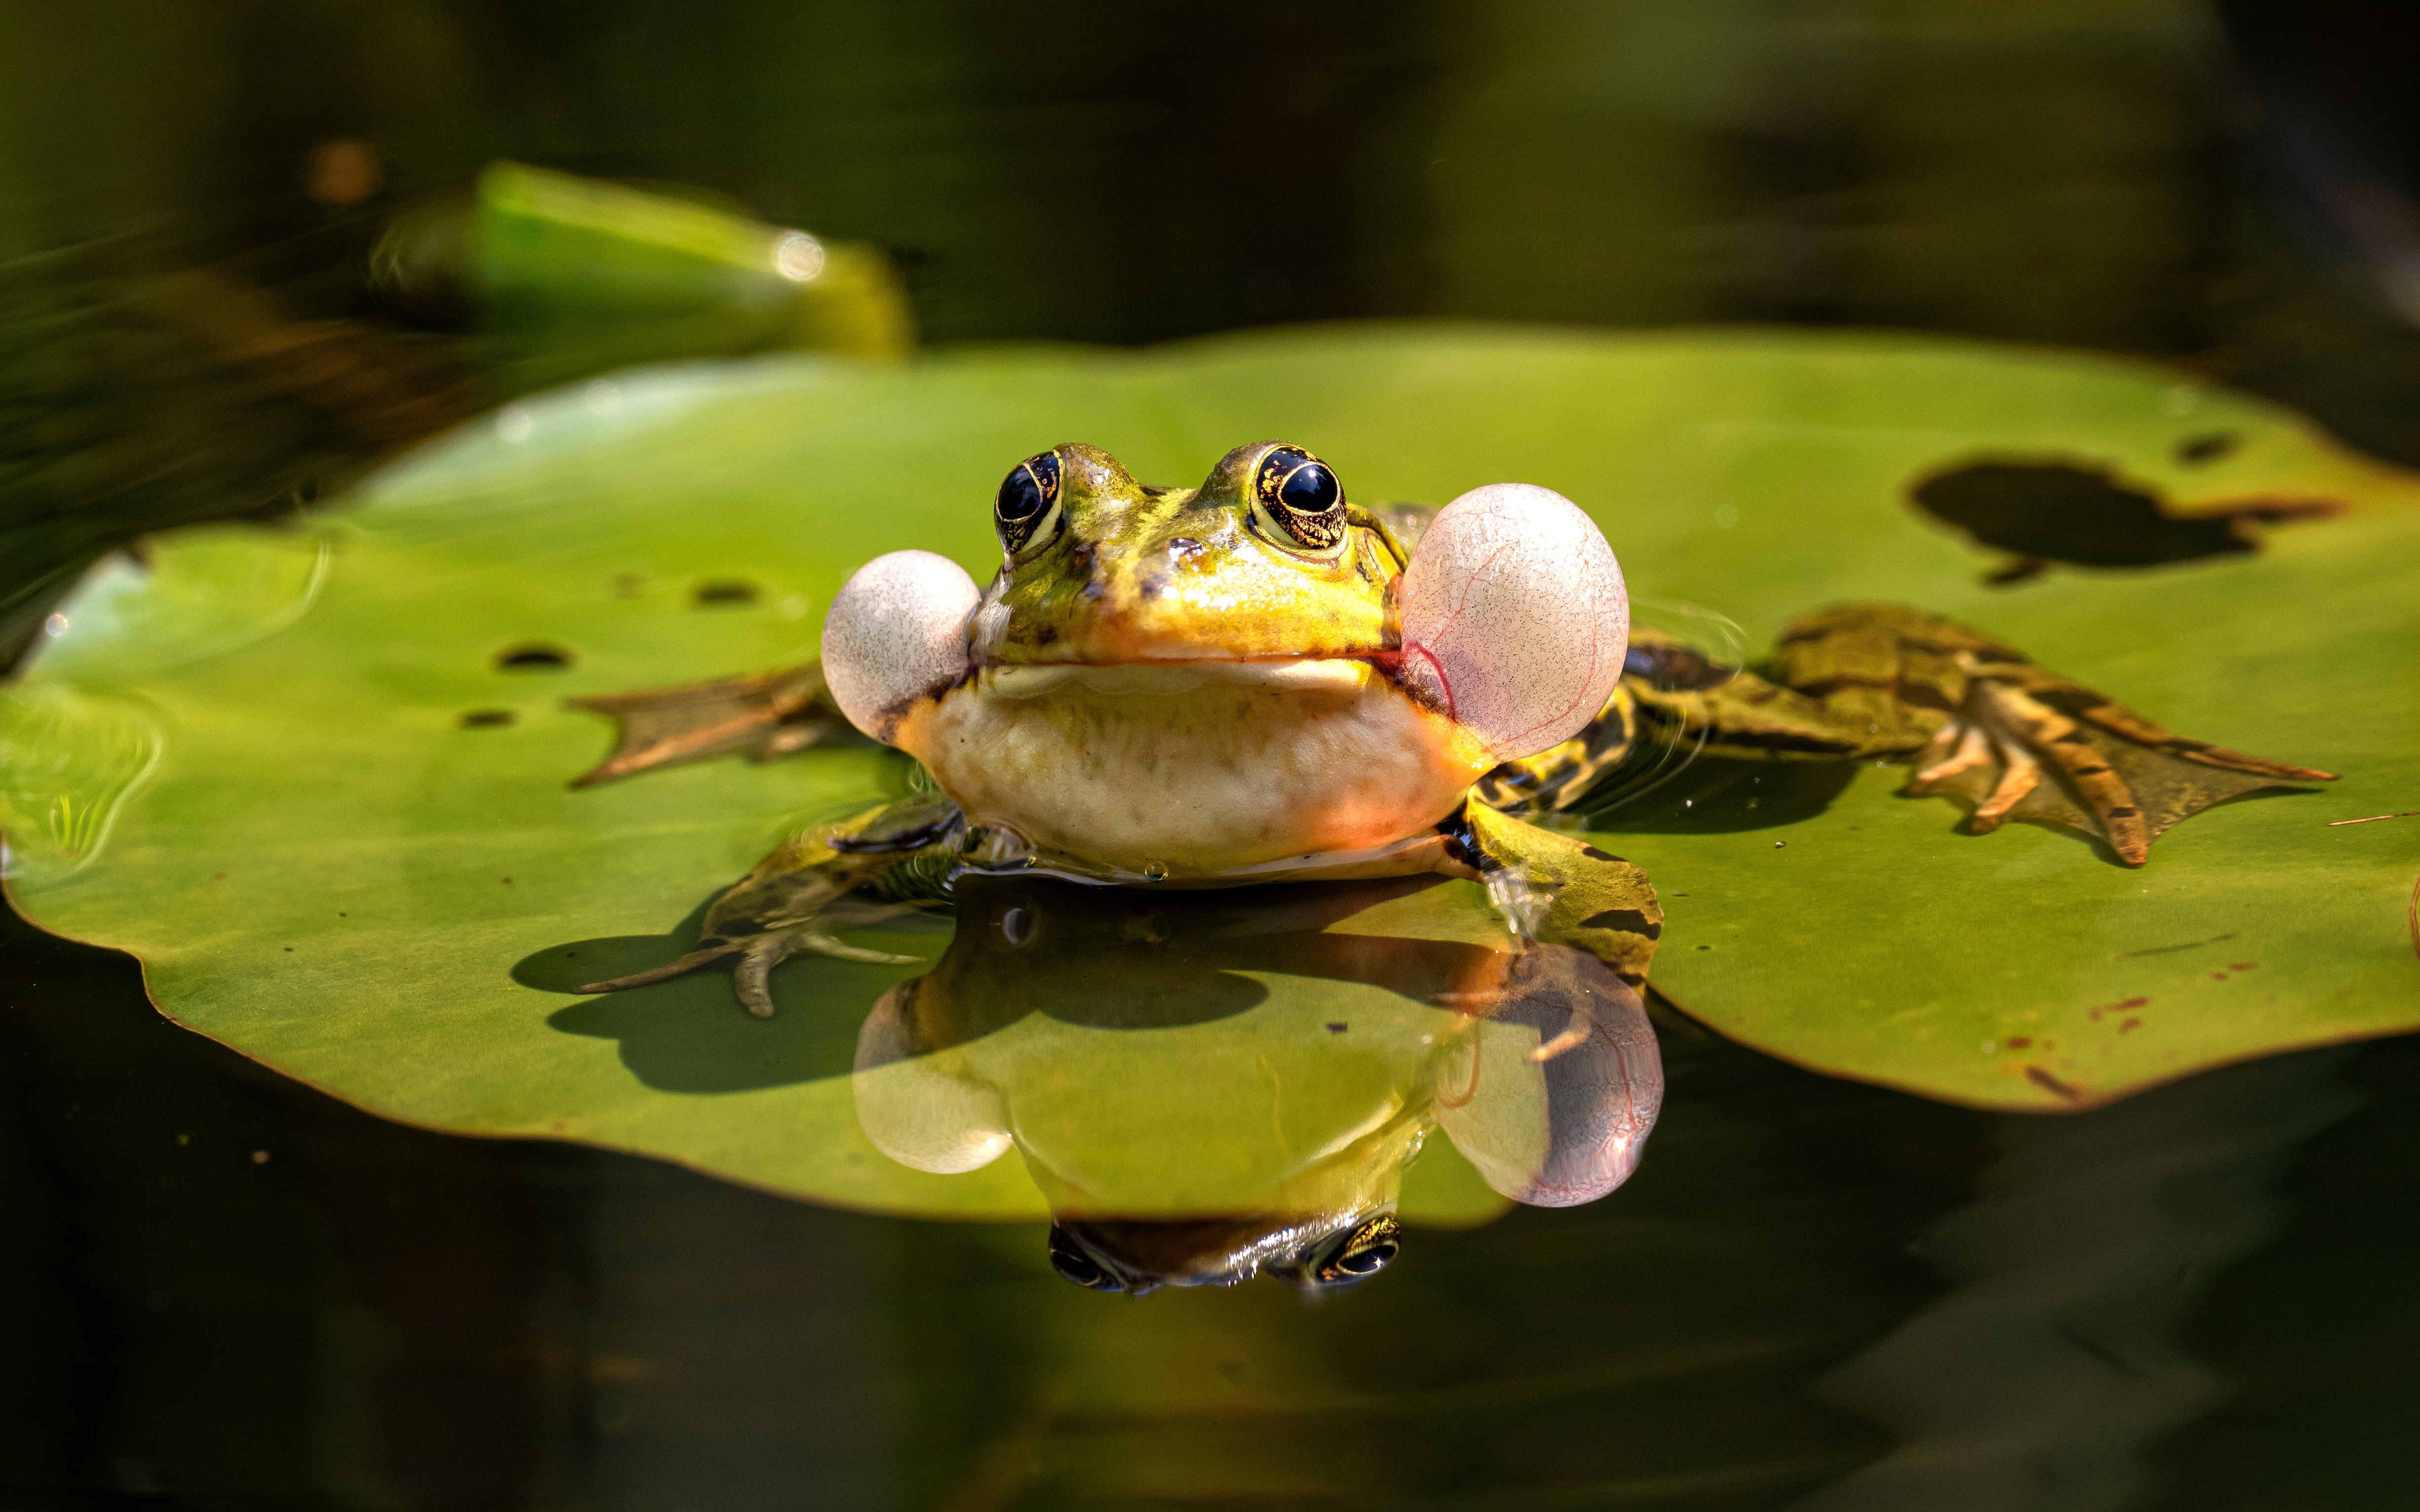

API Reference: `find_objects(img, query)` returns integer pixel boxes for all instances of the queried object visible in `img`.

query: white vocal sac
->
[821,550,981,742]
[1396,483,1629,759]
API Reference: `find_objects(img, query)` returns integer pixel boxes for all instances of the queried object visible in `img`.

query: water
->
[8,2,2420,1507]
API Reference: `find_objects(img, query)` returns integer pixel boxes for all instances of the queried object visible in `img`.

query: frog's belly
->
[896,662,1495,878]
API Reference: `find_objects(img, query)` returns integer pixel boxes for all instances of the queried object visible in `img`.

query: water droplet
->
[1140,860,1170,883]
[42,612,67,638]
[771,230,826,282]
[1774,840,1786,848]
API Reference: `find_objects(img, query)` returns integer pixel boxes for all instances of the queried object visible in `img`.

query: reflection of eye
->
[1314,1214,1401,1284]
[996,451,1063,557]
[1251,444,1346,553]
[1047,1225,1123,1291]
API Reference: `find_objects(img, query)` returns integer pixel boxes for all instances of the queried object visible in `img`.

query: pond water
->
[7,3,2420,1508]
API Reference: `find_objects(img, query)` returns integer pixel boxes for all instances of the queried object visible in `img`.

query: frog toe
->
[1910,723,1991,789]
[729,929,923,1016]
[1963,729,2047,840]
[574,926,921,1018]
[1900,673,2334,865]
[575,940,744,995]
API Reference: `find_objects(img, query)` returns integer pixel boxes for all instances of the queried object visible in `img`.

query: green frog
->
[572,440,2334,1018]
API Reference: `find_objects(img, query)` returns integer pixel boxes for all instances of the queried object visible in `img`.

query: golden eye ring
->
[995,450,1063,558]
[1314,1213,1402,1284]
[1249,444,1349,557]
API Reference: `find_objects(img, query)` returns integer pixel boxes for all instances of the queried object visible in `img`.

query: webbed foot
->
[573,792,959,1014]
[568,661,846,787]
[1781,605,2335,865]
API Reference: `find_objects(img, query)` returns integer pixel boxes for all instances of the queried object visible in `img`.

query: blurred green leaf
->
[373,161,916,397]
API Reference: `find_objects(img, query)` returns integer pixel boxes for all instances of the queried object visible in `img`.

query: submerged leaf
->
[0,683,160,886]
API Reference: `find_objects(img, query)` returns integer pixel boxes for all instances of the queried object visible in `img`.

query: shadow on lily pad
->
[1594,755,1859,834]
[519,894,908,1094]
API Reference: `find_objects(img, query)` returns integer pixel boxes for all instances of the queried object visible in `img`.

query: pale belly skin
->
[893,660,1498,882]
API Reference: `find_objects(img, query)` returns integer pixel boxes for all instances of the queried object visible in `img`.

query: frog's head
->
[970,440,1403,669]
[818,441,1628,877]
[1044,1211,1404,1296]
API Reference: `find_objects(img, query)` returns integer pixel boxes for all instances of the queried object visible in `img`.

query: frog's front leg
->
[576,791,959,1017]
[1448,802,1662,988]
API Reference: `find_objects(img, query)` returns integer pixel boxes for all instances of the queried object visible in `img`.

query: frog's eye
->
[1313,1214,1401,1285]
[1046,1226,1125,1291]
[1250,445,1348,555]
[995,451,1063,557]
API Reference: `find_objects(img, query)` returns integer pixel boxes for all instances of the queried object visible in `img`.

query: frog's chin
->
[895,666,1495,879]
[981,657,1379,699]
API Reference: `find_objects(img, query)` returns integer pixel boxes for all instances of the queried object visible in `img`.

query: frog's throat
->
[893,665,1495,879]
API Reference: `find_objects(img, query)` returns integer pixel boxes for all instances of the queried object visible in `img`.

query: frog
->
[569,439,2336,1019]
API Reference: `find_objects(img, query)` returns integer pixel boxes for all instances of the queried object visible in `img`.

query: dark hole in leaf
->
[459,708,516,729]
[1908,460,2343,583]
[692,579,760,607]
[2175,431,2240,465]
[495,643,574,672]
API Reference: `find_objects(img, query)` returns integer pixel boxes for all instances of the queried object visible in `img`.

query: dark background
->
[6,1,2420,1506]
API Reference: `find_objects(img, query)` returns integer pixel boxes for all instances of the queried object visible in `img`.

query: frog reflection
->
[848,874,1662,1294]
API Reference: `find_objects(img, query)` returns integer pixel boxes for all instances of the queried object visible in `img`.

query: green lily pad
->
[6,329,2416,1214]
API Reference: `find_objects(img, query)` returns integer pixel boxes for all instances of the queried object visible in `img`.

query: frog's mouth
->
[981,656,1394,699]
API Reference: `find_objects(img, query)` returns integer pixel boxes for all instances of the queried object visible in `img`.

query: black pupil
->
[1338,1242,1396,1275]
[997,454,1057,522]
[1278,461,1338,515]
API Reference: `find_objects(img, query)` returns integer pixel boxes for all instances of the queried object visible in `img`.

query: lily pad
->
[6,330,2417,1212]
